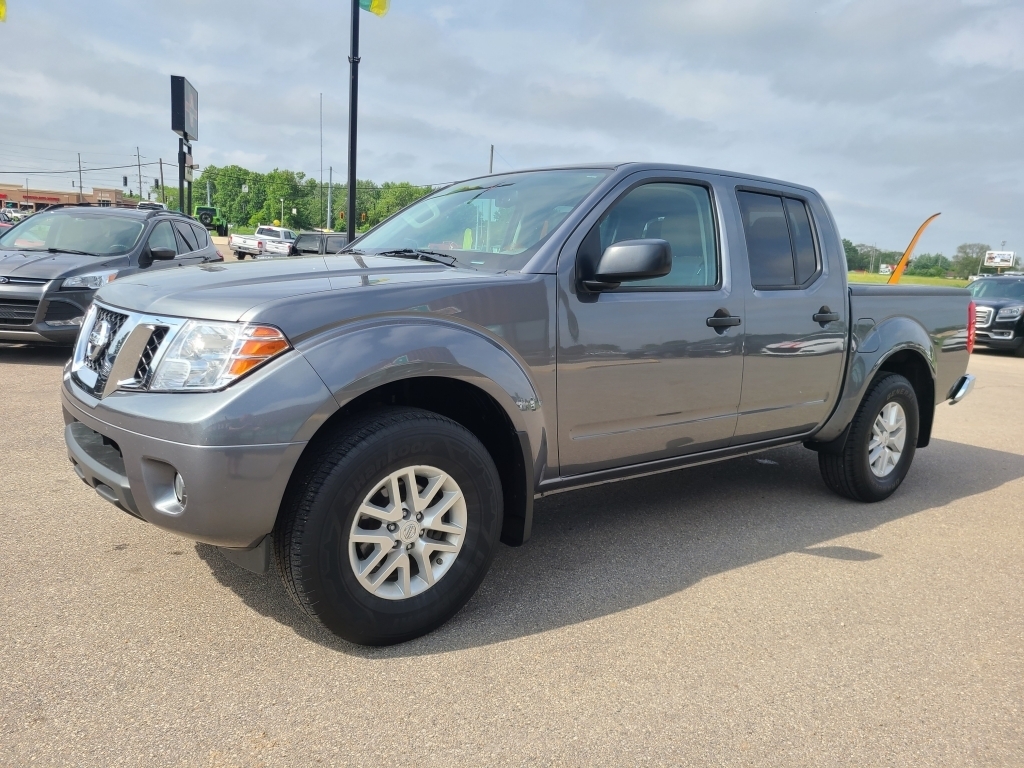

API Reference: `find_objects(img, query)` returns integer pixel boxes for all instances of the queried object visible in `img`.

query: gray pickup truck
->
[62,163,976,645]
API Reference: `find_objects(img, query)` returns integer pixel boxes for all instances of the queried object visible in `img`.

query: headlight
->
[150,321,290,392]
[996,305,1023,320]
[61,270,118,290]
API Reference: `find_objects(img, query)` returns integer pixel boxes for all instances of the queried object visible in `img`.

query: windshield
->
[354,169,610,270]
[0,211,144,255]
[970,279,1024,300]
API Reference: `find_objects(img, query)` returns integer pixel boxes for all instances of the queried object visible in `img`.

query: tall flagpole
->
[346,0,360,243]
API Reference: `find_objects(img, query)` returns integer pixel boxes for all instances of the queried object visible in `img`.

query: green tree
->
[951,242,990,278]
[366,182,432,227]
[844,238,868,270]
[905,253,951,277]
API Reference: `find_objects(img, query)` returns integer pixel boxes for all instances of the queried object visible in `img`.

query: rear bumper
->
[62,388,307,548]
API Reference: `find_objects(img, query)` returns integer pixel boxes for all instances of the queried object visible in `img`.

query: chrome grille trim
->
[974,306,993,329]
[70,302,187,399]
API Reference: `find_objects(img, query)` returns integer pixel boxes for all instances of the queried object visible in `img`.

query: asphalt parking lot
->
[1,343,1021,767]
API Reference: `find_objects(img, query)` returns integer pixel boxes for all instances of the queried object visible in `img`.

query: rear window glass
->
[175,222,198,252]
[737,191,820,289]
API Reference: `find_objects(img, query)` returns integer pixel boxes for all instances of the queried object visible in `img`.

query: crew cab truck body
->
[227,226,296,259]
[62,163,975,645]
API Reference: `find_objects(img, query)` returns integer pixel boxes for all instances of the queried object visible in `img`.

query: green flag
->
[359,0,388,16]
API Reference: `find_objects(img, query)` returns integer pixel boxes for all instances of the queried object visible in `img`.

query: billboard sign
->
[171,76,199,141]
[984,251,1016,268]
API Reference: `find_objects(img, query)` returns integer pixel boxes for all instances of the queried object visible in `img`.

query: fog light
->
[173,473,187,506]
[47,316,85,327]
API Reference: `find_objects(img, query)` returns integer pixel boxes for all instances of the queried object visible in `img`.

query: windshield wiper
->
[373,249,460,267]
[46,247,100,257]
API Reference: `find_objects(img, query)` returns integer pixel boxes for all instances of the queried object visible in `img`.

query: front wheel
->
[818,373,920,502]
[274,408,503,645]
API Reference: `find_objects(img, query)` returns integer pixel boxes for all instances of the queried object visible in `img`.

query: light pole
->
[280,198,284,227]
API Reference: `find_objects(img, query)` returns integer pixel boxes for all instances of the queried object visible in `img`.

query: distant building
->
[0,183,132,211]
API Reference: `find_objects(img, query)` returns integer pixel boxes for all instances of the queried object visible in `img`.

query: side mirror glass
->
[584,239,672,291]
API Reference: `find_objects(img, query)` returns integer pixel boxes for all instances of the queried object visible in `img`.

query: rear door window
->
[325,235,347,252]
[174,221,198,253]
[737,191,821,289]
[190,224,209,248]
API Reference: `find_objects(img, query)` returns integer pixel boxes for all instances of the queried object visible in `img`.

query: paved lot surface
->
[1,345,1021,767]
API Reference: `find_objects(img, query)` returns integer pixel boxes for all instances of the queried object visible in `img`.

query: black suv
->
[0,205,221,345]
[969,275,1024,356]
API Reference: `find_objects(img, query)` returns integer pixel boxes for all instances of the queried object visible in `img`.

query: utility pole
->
[327,166,333,231]
[346,0,361,243]
[178,138,185,213]
[280,198,285,227]
[159,159,166,205]
[490,145,494,174]
[136,147,143,202]
[77,153,84,203]
[320,92,324,230]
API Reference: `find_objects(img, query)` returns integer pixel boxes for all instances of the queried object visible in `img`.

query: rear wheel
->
[235,252,246,260]
[818,374,919,502]
[274,407,503,645]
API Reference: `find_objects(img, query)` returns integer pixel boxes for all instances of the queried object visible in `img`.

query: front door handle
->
[813,306,840,326]
[707,308,742,331]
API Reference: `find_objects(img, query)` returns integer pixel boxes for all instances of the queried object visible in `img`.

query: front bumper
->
[0,283,94,343]
[974,330,1023,351]
[63,389,307,548]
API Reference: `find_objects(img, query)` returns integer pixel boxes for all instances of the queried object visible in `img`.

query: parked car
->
[969,275,1024,355]
[193,205,228,237]
[228,225,296,259]
[0,211,14,230]
[137,201,168,211]
[62,163,975,645]
[0,205,221,344]
[286,230,349,256]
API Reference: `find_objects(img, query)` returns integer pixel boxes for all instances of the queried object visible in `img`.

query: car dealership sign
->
[984,251,1016,268]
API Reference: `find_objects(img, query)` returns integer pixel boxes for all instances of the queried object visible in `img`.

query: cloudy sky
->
[1,0,1021,255]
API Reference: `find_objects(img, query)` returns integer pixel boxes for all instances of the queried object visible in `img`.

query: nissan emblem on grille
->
[87,319,112,363]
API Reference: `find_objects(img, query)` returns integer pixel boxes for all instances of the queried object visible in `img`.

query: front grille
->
[975,306,993,329]
[84,307,128,374]
[0,298,39,326]
[133,327,168,385]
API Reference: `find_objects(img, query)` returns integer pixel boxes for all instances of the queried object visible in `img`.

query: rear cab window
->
[737,190,821,289]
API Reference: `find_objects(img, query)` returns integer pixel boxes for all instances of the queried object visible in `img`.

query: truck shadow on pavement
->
[0,344,72,367]
[196,437,1024,657]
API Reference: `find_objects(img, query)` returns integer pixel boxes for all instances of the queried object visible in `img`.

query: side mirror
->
[584,239,672,292]
[150,247,177,261]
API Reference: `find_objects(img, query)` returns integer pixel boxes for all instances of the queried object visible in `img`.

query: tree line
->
[161,165,433,232]
[843,240,996,278]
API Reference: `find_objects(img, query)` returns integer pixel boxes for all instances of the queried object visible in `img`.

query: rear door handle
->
[707,309,742,330]
[813,306,840,325]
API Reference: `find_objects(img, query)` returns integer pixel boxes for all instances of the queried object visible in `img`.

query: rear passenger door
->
[733,187,848,443]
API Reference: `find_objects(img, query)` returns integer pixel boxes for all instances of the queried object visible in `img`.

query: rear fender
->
[809,315,935,448]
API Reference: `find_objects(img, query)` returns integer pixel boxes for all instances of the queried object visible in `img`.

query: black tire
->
[235,252,246,260]
[274,407,503,645]
[818,374,919,502]
[198,212,214,226]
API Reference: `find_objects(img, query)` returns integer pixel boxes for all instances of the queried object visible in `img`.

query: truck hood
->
[0,248,122,279]
[95,254,495,322]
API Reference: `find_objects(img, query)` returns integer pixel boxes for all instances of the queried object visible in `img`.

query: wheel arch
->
[294,320,550,546]
[875,347,935,448]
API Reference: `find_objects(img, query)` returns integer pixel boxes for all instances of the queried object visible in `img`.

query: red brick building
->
[0,183,131,211]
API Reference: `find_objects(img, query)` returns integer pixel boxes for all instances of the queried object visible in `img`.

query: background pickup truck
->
[288,231,349,256]
[227,225,296,259]
[62,162,975,646]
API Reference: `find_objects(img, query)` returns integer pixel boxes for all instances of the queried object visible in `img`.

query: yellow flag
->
[0,0,7,22]
[359,0,389,17]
